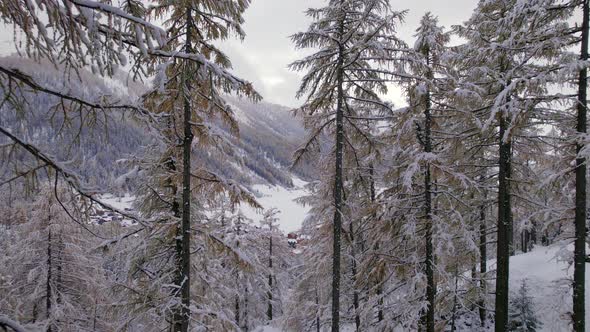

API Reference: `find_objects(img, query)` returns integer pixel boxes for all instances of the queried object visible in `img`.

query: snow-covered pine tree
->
[409,13,450,332]
[260,208,281,322]
[290,1,408,329]
[371,13,483,331]
[508,280,542,332]
[454,1,575,329]
[128,1,260,330]
[0,185,110,331]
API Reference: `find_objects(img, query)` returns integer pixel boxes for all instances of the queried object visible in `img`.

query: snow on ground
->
[95,178,310,234]
[488,244,590,331]
[239,177,310,234]
[100,193,135,211]
[259,244,589,332]
[93,194,136,226]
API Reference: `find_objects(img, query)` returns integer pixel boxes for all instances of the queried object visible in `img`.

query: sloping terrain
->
[0,56,312,193]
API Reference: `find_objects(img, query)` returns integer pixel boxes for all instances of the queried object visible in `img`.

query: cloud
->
[221,0,478,108]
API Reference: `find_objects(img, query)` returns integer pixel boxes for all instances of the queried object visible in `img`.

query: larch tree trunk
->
[495,110,511,332]
[423,51,435,332]
[46,228,53,332]
[479,185,487,327]
[173,7,194,332]
[268,231,273,321]
[331,3,345,330]
[349,220,360,331]
[508,142,514,257]
[573,1,589,331]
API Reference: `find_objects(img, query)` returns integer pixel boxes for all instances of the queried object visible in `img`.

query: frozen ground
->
[99,193,135,211]
[239,177,310,233]
[256,244,590,332]
[93,193,136,226]
[488,244,590,332]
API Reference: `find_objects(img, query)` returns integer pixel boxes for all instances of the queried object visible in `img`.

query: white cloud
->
[221,0,478,107]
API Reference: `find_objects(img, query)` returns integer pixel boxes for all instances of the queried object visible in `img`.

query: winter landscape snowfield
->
[3,0,590,332]
[240,178,311,234]
[98,179,311,233]
[497,246,590,332]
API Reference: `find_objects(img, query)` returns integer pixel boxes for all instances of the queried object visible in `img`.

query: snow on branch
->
[0,65,159,122]
[0,316,29,332]
[0,125,155,231]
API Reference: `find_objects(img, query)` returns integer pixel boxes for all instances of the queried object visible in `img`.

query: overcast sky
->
[221,0,479,107]
[0,0,479,107]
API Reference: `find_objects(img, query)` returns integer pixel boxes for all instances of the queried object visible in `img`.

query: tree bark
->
[349,220,360,331]
[479,187,487,327]
[508,142,514,257]
[173,8,194,332]
[495,111,511,332]
[46,229,53,332]
[423,53,435,332]
[573,1,589,331]
[268,231,273,321]
[331,2,345,330]
[235,219,242,328]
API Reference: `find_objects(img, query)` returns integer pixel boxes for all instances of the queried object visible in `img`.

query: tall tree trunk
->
[450,266,460,332]
[244,286,249,331]
[173,8,194,332]
[268,232,273,321]
[508,142,515,257]
[331,3,345,330]
[370,165,384,324]
[235,294,240,328]
[574,1,589,331]
[235,220,242,328]
[495,111,511,332]
[479,186,487,327]
[46,229,53,332]
[349,220,360,331]
[423,54,435,332]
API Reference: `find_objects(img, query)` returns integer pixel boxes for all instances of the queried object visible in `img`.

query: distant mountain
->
[222,95,314,185]
[0,56,312,193]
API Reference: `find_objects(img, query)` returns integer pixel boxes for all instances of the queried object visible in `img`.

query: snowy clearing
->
[486,244,590,332]
[96,181,310,234]
[239,177,310,234]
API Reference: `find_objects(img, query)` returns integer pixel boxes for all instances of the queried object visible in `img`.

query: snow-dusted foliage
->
[508,280,542,332]
[1,0,590,331]
[0,185,111,331]
[288,0,411,330]
[451,0,587,330]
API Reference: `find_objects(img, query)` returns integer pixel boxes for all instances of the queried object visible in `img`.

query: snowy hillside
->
[92,179,310,234]
[486,245,590,332]
[239,177,310,233]
[254,245,590,332]
[0,56,312,191]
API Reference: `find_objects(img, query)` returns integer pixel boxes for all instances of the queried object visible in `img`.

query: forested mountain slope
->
[0,56,310,193]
